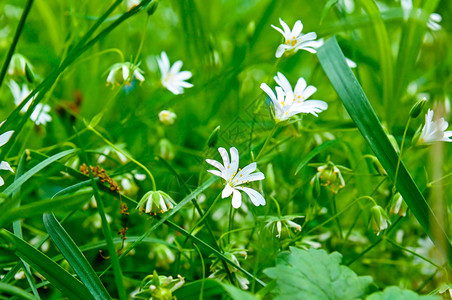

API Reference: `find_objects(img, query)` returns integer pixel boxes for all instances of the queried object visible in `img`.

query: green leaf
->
[264,247,372,300]
[294,140,340,175]
[0,282,35,300]
[317,37,450,252]
[366,286,440,300]
[173,279,224,300]
[1,229,94,300]
[219,282,258,300]
[43,213,111,300]
[3,148,79,197]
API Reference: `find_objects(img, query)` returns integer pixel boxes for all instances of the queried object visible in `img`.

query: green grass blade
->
[43,213,111,300]
[0,192,89,228]
[294,140,340,175]
[0,282,35,300]
[1,230,94,300]
[317,37,449,250]
[359,0,394,121]
[3,149,79,197]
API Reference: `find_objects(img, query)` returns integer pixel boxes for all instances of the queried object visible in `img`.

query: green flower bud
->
[135,270,184,299]
[370,156,387,176]
[370,205,389,236]
[158,139,175,160]
[310,173,321,198]
[410,97,427,119]
[265,163,275,192]
[246,21,255,41]
[389,193,408,217]
[8,54,35,82]
[147,0,159,16]
[207,125,220,148]
[316,162,345,194]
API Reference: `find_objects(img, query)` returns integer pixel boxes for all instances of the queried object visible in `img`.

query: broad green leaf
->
[3,148,79,197]
[1,229,94,300]
[43,213,111,300]
[0,282,35,300]
[366,286,439,300]
[220,282,258,300]
[294,140,340,175]
[174,279,224,300]
[264,247,372,300]
[317,37,450,253]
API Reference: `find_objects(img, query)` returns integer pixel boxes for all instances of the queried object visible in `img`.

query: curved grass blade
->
[1,229,94,300]
[0,192,89,228]
[317,37,450,253]
[43,213,111,300]
[294,140,340,175]
[3,148,79,197]
[0,282,35,300]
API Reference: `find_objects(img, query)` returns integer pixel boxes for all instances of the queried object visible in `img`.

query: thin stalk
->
[77,133,126,300]
[0,0,34,88]
[332,194,343,239]
[89,126,157,190]
[133,14,150,66]
[164,219,266,287]
[393,117,411,191]
[386,239,442,268]
[227,205,234,244]
[346,217,403,266]
[193,243,205,300]
[255,125,277,162]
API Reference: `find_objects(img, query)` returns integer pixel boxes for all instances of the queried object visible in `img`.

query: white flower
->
[106,62,145,87]
[137,191,176,214]
[206,147,265,209]
[427,13,441,31]
[260,73,327,123]
[7,53,33,79]
[8,80,51,126]
[30,103,52,126]
[0,126,14,186]
[157,51,193,95]
[8,80,33,112]
[271,18,318,58]
[158,110,177,125]
[124,0,141,10]
[417,109,452,145]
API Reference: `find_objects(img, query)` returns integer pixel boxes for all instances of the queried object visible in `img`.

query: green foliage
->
[366,286,439,300]
[264,247,373,299]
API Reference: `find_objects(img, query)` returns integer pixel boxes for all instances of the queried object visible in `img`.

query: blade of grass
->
[0,0,34,88]
[12,152,40,299]
[359,0,394,122]
[3,148,79,197]
[43,213,111,300]
[0,192,89,228]
[76,134,127,300]
[1,230,94,300]
[317,37,450,256]
[294,140,340,175]
[0,282,35,300]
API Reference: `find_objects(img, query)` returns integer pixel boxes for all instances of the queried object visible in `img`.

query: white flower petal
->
[0,130,14,147]
[241,187,265,206]
[0,161,14,173]
[222,184,233,198]
[231,189,242,208]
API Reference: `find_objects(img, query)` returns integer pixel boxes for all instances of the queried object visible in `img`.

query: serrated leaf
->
[366,286,439,300]
[264,247,372,300]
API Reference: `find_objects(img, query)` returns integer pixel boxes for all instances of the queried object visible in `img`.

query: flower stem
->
[255,125,278,162]
[88,126,157,191]
[227,204,234,244]
[0,0,34,88]
[393,117,411,192]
